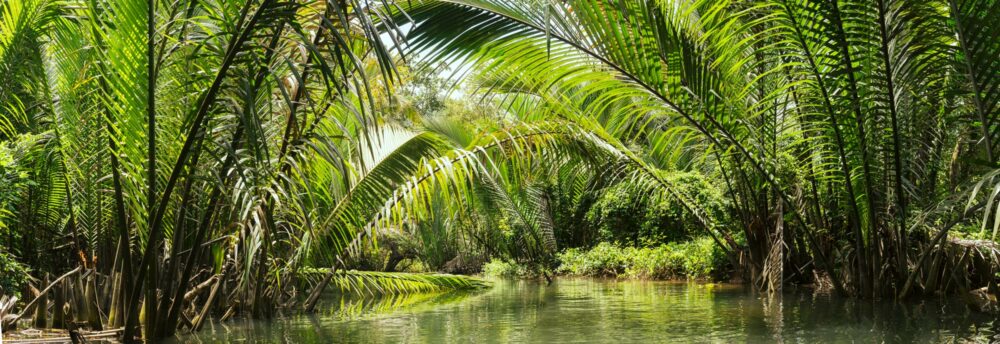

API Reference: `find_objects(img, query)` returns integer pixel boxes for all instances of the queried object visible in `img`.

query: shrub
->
[481,259,531,278]
[585,172,727,246]
[0,251,31,298]
[556,242,627,277]
[556,238,726,280]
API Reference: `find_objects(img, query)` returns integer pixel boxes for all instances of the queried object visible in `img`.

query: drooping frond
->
[300,268,490,296]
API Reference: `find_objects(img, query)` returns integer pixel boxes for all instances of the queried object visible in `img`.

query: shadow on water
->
[173,278,998,343]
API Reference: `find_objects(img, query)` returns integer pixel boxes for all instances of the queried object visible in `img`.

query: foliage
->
[394,63,453,117]
[587,172,726,246]
[1,0,1000,339]
[556,239,727,280]
[0,0,500,338]
[0,251,30,298]
[405,189,464,271]
[481,258,532,278]
[398,0,1000,297]
[300,269,490,296]
[0,134,37,232]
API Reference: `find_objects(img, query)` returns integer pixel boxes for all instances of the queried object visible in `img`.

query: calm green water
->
[173,279,998,343]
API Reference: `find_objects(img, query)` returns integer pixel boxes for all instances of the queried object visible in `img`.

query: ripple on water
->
[173,278,998,343]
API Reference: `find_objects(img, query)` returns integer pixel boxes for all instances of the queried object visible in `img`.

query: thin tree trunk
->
[124,1,276,340]
[32,274,49,328]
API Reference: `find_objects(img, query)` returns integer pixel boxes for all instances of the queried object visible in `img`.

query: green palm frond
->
[393,0,1000,296]
[948,0,1000,162]
[3,0,999,332]
[300,268,490,296]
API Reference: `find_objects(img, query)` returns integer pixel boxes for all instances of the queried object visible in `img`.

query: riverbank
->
[480,242,1000,316]
[482,238,729,281]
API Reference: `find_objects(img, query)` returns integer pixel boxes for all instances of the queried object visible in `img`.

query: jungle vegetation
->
[0,0,998,341]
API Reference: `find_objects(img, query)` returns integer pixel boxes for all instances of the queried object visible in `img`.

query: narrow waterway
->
[174,278,998,343]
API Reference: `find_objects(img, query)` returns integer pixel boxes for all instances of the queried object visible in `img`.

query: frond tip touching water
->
[301,269,491,297]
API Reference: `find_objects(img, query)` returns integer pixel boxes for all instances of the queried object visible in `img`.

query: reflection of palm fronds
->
[300,269,490,297]
[326,291,476,319]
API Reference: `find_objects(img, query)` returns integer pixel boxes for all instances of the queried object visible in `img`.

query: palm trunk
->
[124,1,276,340]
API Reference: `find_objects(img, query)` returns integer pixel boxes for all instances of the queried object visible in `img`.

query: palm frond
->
[300,268,490,296]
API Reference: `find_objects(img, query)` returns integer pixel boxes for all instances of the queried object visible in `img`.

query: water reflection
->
[323,291,478,320]
[175,279,998,343]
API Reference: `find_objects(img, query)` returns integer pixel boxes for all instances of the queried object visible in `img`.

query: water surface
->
[175,278,998,343]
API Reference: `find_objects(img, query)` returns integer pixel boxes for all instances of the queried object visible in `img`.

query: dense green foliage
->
[481,259,534,278]
[398,0,1000,298]
[1,0,1000,340]
[587,172,727,246]
[557,239,727,280]
[0,250,30,299]
[481,238,727,280]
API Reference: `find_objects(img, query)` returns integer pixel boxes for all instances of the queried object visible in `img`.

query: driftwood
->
[191,277,221,331]
[2,327,122,344]
[219,304,237,322]
[303,267,336,312]
[948,238,1000,251]
[184,275,221,303]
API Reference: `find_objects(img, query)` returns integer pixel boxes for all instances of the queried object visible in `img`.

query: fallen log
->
[2,327,122,344]
[948,238,1000,250]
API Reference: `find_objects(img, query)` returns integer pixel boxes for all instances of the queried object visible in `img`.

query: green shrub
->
[556,238,726,280]
[585,172,727,246]
[0,251,31,298]
[481,259,532,278]
[556,242,627,277]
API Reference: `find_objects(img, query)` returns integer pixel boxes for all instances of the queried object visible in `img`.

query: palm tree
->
[397,0,1000,297]
[1,0,492,340]
[2,0,999,340]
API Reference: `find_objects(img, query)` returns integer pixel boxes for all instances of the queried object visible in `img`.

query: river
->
[173,278,998,343]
